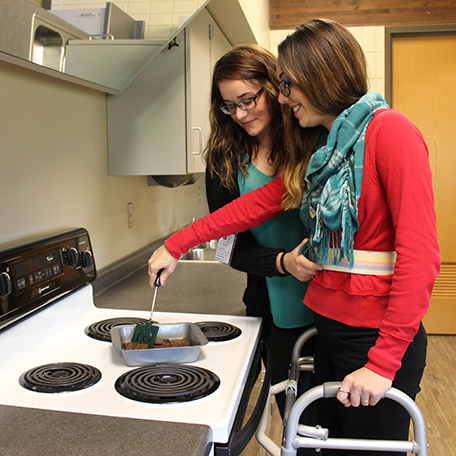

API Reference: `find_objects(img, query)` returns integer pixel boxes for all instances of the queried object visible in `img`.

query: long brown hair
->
[204,45,286,191]
[278,19,368,209]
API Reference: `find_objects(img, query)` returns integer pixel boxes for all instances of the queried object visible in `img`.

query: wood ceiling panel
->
[270,0,456,29]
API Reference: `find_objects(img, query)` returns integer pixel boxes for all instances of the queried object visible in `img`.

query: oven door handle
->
[215,339,271,456]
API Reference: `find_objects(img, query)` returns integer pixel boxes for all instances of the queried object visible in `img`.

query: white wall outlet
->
[127,202,133,228]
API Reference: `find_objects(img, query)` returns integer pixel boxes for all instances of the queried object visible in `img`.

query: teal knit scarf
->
[300,92,389,266]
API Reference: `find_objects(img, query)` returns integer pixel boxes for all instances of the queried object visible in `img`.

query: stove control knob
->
[66,247,79,267]
[81,250,93,268]
[0,272,12,297]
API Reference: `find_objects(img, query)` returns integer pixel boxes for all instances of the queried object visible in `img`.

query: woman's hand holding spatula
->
[148,244,178,288]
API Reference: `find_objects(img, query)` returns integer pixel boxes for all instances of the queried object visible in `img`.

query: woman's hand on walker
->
[337,367,392,407]
[283,238,320,282]
[147,244,178,288]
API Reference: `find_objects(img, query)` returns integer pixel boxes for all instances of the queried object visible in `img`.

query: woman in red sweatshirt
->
[148,19,440,454]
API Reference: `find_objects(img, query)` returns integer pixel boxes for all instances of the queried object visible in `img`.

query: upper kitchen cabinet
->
[107,9,231,176]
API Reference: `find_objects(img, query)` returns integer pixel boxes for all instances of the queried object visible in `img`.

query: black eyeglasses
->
[278,78,291,97]
[219,88,264,115]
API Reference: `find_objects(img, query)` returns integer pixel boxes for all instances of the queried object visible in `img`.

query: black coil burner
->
[115,364,220,404]
[196,321,242,341]
[85,317,150,342]
[19,362,102,393]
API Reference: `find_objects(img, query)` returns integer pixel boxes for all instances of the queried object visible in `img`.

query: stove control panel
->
[0,228,96,332]
[63,245,93,269]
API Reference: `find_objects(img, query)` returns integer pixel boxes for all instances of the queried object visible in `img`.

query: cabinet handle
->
[192,127,202,155]
[89,34,115,40]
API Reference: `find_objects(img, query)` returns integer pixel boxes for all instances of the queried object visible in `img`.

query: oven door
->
[215,339,271,456]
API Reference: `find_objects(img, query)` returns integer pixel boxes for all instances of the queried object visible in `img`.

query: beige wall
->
[0,60,208,269]
[239,0,270,49]
[348,26,385,96]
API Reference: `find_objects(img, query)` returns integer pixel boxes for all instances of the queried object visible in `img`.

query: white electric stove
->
[0,228,269,456]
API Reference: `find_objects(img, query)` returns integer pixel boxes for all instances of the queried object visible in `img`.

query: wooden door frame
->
[384,24,456,106]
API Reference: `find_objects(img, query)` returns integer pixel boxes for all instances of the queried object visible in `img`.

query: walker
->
[256,328,428,455]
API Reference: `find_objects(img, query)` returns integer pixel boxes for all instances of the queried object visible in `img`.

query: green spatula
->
[130,269,163,348]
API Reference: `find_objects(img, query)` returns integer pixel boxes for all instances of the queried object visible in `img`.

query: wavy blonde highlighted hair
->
[278,19,368,210]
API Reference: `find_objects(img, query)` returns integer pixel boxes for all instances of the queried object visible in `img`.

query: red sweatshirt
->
[165,109,440,380]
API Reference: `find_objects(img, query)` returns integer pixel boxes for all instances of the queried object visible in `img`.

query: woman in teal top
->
[239,162,311,328]
[204,45,315,420]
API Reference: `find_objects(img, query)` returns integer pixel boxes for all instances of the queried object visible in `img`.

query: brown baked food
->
[123,341,148,350]
[153,337,191,348]
[153,337,172,348]
[123,337,192,350]
[170,338,191,347]
[170,337,192,347]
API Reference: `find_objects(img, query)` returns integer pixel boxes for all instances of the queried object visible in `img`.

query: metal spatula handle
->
[149,269,163,321]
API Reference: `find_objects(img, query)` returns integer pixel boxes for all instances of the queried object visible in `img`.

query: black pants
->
[313,313,427,456]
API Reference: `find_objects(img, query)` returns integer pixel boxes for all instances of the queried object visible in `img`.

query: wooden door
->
[392,34,456,334]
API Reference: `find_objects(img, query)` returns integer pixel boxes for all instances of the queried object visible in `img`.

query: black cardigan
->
[205,165,286,335]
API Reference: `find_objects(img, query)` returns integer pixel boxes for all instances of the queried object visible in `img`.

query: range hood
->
[59,0,257,92]
[0,0,257,94]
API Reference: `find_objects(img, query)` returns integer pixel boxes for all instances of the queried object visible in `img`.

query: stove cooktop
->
[0,284,262,444]
[0,228,264,448]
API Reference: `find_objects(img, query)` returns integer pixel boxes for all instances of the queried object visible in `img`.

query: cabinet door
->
[107,8,231,176]
[186,10,212,174]
[186,9,232,174]
[107,33,187,175]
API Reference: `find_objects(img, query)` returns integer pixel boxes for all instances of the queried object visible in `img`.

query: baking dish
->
[111,323,209,366]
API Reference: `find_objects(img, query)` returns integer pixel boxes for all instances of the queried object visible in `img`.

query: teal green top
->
[238,163,314,328]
